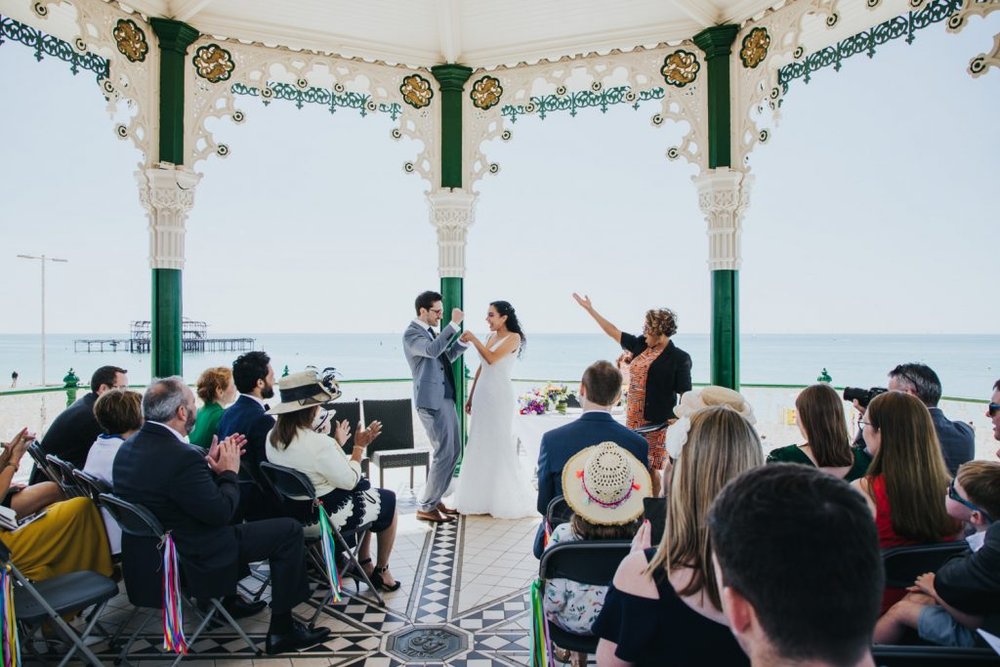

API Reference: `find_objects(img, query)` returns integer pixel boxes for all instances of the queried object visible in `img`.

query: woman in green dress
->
[767,383,870,482]
[189,366,238,448]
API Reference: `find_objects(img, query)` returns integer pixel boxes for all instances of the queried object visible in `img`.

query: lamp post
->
[16,254,68,387]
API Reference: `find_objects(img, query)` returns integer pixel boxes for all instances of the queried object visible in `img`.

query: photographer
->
[850,363,973,476]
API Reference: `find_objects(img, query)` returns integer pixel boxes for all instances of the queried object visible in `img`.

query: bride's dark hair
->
[491,300,526,357]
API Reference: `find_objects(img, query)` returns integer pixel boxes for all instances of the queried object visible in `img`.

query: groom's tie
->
[429,327,456,399]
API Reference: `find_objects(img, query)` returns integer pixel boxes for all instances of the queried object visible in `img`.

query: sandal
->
[370,565,402,592]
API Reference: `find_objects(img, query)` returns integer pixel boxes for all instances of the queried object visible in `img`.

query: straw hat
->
[561,442,651,525]
[673,385,755,424]
[265,369,341,415]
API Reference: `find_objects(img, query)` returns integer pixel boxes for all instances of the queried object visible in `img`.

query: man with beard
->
[113,377,330,654]
[217,351,278,520]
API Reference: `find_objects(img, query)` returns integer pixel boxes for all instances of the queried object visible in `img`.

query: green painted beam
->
[711,270,739,389]
[149,18,199,165]
[693,25,739,169]
[151,268,183,378]
[440,277,467,456]
[430,64,473,189]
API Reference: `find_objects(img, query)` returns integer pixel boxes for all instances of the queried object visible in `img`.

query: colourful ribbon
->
[0,564,20,667]
[529,579,553,667]
[161,533,188,655]
[317,504,343,604]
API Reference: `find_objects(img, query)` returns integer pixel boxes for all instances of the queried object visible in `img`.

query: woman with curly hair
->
[573,293,692,488]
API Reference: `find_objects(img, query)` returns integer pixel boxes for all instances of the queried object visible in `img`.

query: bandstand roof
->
[69,0,912,69]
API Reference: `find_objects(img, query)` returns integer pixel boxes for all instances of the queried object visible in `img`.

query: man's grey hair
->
[143,376,190,423]
[888,363,942,407]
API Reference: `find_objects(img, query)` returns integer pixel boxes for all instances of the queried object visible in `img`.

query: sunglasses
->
[949,479,994,523]
[988,403,1000,417]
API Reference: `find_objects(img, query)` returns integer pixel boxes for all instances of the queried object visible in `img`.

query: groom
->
[404,290,468,523]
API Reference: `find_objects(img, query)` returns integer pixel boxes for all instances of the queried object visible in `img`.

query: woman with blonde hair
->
[189,366,238,448]
[767,383,870,481]
[851,391,960,611]
[593,406,762,667]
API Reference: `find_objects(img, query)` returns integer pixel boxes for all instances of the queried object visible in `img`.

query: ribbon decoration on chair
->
[317,502,343,604]
[0,564,20,667]
[161,532,188,654]
[529,579,553,667]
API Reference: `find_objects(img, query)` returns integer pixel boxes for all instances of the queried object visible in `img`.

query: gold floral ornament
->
[399,74,433,109]
[113,19,148,63]
[660,50,700,88]
[470,75,503,110]
[193,44,235,83]
[740,27,771,69]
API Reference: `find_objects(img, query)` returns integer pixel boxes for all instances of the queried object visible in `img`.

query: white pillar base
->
[427,189,477,279]
[136,163,201,270]
[694,167,753,271]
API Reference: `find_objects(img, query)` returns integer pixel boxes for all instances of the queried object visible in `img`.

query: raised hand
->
[355,420,383,448]
[572,292,592,311]
[206,435,241,475]
[630,519,652,552]
[451,308,464,325]
[333,419,352,446]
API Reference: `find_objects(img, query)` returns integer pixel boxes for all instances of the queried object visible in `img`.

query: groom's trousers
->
[416,404,461,512]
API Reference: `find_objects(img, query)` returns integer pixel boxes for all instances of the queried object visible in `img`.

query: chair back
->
[27,441,55,482]
[326,400,361,451]
[362,398,415,454]
[99,493,165,540]
[545,495,573,531]
[259,461,318,503]
[71,469,111,502]
[45,454,86,497]
[882,541,970,589]
[539,540,631,586]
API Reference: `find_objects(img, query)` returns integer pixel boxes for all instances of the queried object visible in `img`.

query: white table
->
[515,408,626,465]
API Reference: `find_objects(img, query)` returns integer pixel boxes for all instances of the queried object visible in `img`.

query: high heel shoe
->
[370,565,402,592]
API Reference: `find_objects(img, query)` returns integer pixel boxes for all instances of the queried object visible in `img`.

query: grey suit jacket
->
[403,321,466,410]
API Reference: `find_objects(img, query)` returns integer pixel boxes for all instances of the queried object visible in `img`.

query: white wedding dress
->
[453,335,536,519]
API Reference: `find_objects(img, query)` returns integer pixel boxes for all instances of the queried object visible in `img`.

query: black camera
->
[842,386,887,408]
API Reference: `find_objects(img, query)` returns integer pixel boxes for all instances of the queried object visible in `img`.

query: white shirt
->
[967,530,986,552]
[82,434,125,555]
[265,427,362,498]
[148,421,187,443]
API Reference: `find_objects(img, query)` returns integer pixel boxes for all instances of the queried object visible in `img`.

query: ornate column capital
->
[136,163,201,270]
[694,167,752,271]
[427,189,477,278]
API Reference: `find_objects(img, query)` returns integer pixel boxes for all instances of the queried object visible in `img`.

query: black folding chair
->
[26,440,56,483]
[0,540,118,667]
[99,493,260,664]
[70,468,111,502]
[259,461,385,614]
[538,541,632,656]
[882,541,970,589]
[545,495,573,533]
[872,645,1000,666]
[362,398,429,488]
[44,454,87,498]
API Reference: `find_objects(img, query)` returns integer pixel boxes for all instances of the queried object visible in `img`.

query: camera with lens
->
[842,386,887,408]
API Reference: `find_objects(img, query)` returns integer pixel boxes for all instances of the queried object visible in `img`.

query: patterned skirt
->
[319,479,396,535]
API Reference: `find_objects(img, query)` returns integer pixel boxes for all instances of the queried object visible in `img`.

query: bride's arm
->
[465,366,482,415]
[462,333,519,366]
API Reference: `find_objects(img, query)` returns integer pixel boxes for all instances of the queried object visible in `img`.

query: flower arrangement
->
[519,383,575,415]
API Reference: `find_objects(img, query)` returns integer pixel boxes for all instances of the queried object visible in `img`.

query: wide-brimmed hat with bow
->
[562,442,651,525]
[266,368,342,415]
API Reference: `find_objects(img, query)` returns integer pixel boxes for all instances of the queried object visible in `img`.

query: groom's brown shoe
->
[416,509,455,523]
[436,503,459,516]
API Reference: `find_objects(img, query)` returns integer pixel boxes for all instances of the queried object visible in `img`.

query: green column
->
[431,65,473,445]
[694,25,741,390]
[149,18,198,379]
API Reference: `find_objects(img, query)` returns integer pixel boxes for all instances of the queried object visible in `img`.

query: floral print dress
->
[542,523,610,635]
[625,346,667,469]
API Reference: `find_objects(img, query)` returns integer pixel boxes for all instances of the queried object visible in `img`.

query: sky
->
[0,12,998,336]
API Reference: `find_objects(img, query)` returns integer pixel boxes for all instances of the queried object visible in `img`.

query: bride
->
[452,301,535,519]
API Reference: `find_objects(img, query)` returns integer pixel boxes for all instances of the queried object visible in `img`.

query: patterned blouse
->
[626,346,667,469]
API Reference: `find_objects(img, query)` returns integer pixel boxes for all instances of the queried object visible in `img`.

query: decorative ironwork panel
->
[231,82,401,119]
[113,18,147,63]
[500,85,664,122]
[193,43,235,83]
[740,27,771,69]
[661,49,700,87]
[470,75,503,110]
[400,73,433,108]
[0,13,108,79]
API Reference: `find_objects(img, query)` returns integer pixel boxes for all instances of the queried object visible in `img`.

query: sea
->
[1,333,997,400]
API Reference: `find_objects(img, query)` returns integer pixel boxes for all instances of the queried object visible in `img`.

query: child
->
[875,460,1000,646]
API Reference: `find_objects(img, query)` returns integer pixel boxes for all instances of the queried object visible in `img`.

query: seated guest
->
[543,443,649,665]
[217,351,278,520]
[265,370,399,591]
[875,460,1000,646]
[851,391,960,611]
[534,360,648,558]
[708,465,883,667]
[189,366,238,449]
[83,389,144,554]
[593,406,763,667]
[767,383,870,481]
[989,379,1000,458]
[114,377,330,654]
[0,427,112,581]
[1,427,63,519]
[30,365,128,483]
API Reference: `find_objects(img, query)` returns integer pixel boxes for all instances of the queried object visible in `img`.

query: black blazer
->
[620,333,692,424]
[113,422,241,603]
[33,393,101,482]
[928,407,974,476]
[217,395,275,472]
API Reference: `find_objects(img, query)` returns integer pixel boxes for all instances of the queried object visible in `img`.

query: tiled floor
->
[55,472,544,665]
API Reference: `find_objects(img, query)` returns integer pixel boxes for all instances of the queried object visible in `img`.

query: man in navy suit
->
[217,350,277,520]
[533,360,648,557]
[887,363,974,476]
[113,377,329,654]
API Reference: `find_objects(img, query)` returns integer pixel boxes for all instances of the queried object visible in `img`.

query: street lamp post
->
[16,254,68,387]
